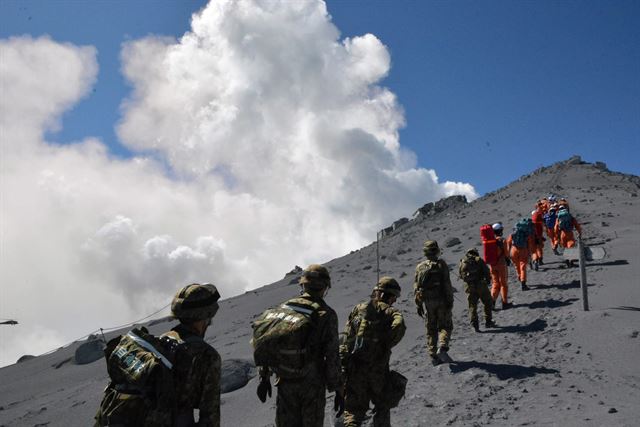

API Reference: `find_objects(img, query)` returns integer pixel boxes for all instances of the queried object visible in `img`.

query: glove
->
[334,390,345,417]
[416,305,424,318]
[256,377,272,403]
[414,290,424,305]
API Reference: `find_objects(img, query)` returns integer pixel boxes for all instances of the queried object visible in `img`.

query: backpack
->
[95,327,201,427]
[251,297,321,378]
[340,301,388,365]
[512,219,530,249]
[459,256,484,283]
[557,210,573,231]
[415,259,445,292]
[544,211,557,229]
[480,224,498,266]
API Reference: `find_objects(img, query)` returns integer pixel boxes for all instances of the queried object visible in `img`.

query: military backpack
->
[340,301,389,365]
[415,259,445,293]
[459,256,485,284]
[251,297,321,378]
[95,327,201,427]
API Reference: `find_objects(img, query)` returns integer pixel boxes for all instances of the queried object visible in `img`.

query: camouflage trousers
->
[424,299,453,357]
[343,363,390,427]
[464,282,492,324]
[275,378,326,427]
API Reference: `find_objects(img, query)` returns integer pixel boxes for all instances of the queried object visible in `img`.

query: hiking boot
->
[521,281,530,291]
[471,320,480,332]
[485,319,497,328]
[502,302,513,310]
[533,260,539,271]
[437,347,453,363]
[552,247,560,256]
[539,258,544,265]
[430,356,441,366]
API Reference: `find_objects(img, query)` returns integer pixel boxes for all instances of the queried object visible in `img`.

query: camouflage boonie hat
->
[423,240,440,255]
[466,248,479,256]
[374,276,401,297]
[171,283,220,321]
[299,264,331,289]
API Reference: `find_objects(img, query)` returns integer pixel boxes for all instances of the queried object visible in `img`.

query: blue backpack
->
[544,211,557,229]
[557,210,573,231]
[512,219,530,249]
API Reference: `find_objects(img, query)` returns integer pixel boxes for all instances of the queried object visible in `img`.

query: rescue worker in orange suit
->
[489,223,511,309]
[507,219,531,292]
[555,208,582,249]
[543,207,559,255]
[531,208,546,270]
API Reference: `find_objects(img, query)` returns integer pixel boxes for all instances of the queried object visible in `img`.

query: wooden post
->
[578,236,589,311]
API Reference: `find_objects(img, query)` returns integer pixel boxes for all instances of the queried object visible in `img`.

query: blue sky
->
[1,0,638,194]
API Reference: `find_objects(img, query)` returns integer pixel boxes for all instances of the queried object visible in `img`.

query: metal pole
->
[376,231,380,282]
[578,236,589,311]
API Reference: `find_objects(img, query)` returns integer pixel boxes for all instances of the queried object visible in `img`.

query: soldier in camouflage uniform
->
[340,277,406,427]
[414,240,455,365]
[256,264,344,427]
[163,283,222,426]
[458,248,497,332]
[94,283,221,427]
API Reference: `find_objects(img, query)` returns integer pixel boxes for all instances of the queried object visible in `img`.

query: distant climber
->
[531,206,546,270]
[555,208,582,249]
[489,223,511,310]
[458,248,497,331]
[543,206,559,255]
[414,240,454,365]
[340,277,406,426]
[507,219,531,292]
[252,264,344,426]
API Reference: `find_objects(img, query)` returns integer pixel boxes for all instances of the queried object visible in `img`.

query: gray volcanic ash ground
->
[1,157,639,426]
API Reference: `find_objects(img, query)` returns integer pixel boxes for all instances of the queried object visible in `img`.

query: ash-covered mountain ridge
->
[1,156,638,427]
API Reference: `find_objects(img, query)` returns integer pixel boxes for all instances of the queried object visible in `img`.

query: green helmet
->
[299,264,331,290]
[374,276,401,297]
[171,283,220,321]
[423,240,440,256]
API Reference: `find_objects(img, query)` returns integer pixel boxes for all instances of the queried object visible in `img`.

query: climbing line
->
[10,303,172,362]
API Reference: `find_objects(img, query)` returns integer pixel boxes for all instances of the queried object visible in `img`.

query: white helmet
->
[531,210,537,216]
[492,222,503,232]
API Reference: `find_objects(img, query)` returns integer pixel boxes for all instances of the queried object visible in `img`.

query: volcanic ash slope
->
[0,157,638,427]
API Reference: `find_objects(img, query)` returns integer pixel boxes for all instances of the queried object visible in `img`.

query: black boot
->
[485,319,497,328]
[521,281,530,291]
[502,302,513,309]
[471,320,480,332]
[533,260,539,271]
[430,355,441,366]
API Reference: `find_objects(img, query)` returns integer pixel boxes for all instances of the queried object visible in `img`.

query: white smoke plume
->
[0,0,476,367]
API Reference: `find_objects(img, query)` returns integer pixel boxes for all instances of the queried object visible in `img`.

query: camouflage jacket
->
[161,324,221,427]
[458,254,491,285]
[413,257,454,306]
[264,292,341,392]
[339,299,406,370]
